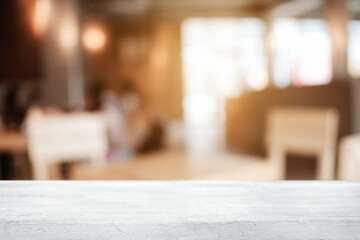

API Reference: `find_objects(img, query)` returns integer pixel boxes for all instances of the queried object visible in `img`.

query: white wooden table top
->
[1,181,360,239]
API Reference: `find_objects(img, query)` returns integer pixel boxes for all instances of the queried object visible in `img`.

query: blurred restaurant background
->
[0,0,359,180]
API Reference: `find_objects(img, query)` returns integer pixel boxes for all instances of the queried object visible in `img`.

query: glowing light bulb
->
[82,27,106,51]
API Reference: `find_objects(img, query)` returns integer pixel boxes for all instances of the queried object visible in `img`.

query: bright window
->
[272,19,332,88]
[182,18,268,99]
[181,18,267,156]
[348,20,360,79]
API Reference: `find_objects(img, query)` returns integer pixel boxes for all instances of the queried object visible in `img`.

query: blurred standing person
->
[84,80,165,162]
[0,83,39,179]
[84,81,137,162]
[101,88,134,161]
[2,85,24,132]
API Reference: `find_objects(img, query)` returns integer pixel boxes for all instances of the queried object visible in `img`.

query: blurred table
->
[0,132,28,179]
[1,181,360,239]
[70,150,276,180]
[0,132,27,153]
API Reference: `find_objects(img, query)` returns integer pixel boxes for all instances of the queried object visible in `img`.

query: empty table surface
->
[1,181,360,239]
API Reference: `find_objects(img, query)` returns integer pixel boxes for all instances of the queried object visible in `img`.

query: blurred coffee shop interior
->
[1,0,360,180]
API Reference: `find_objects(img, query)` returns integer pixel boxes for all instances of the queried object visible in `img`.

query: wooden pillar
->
[42,0,84,109]
[325,0,350,81]
[262,14,274,87]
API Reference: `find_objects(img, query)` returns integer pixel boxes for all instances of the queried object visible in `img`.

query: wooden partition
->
[0,0,41,80]
[226,82,352,156]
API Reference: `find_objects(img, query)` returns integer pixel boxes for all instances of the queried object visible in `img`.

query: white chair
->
[266,107,339,180]
[27,112,108,180]
[338,135,360,180]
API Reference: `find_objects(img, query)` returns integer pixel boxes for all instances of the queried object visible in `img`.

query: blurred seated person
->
[84,80,165,163]
[0,85,23,179]
[2,85,26,132]
[1,83,40,132]
[137,116,165,153]
[0,83,39,179]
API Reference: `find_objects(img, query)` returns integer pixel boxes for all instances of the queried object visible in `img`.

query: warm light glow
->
[33,0,51,35]
[82,27,106,51]
[59,19,78,51]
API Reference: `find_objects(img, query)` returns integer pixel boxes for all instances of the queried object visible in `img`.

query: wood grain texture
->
[1,181,360,239]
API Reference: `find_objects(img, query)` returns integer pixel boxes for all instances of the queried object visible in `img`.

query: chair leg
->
[32,162,49,180]
[338,137,357,180]
[269,147,286,180]
[318,151,335,180]
[275,155,286,180]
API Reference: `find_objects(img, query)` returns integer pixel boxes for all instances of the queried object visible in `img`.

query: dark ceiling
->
[79,0,360,22]
[79,0,292,20]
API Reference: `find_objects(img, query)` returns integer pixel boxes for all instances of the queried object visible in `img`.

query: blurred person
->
[84,80,165,162]
[101,88,134,161]
[1,85,25,132]
[84,80,137,162]
[0,84,39,179]
[84,82,103,112]
[117,81,165,154]
[1,83,40,132]
[137,114,165,153]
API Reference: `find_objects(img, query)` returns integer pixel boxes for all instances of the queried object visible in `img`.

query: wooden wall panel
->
[0,0,41,81]
[226,82,352,155]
